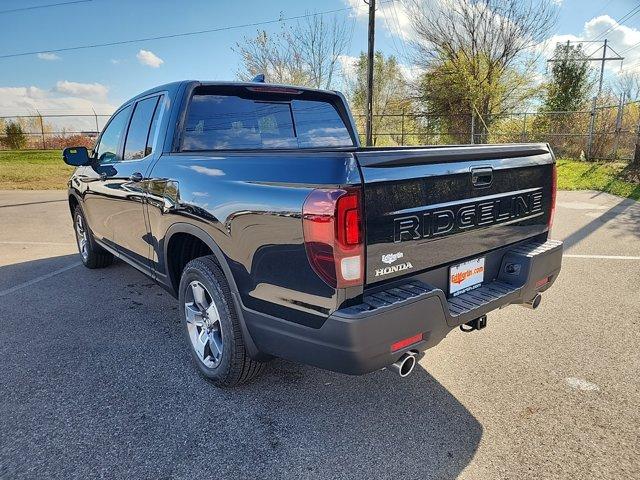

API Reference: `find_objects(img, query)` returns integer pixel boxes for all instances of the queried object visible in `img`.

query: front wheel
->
[179,255,265,387]
[73,206,114,269]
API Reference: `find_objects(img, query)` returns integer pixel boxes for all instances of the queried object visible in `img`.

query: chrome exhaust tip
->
[388,352,417,378]
[522,293,542,310]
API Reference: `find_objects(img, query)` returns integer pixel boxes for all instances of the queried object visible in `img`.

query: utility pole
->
[548,39,624,159]
[365,0,375,147]
[598,39,608,95]
[547,39,623,96]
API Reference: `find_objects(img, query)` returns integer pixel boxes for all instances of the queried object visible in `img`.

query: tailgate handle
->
[471,167,493,188]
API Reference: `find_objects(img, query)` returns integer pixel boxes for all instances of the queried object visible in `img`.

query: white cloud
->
[136,49,164,68]
[0,84,115,116]
[338,54,359,79]
[37,52,60,61]
[0,86,116,134]
[344,0,414,44]
[54,80,109,100]
[399,63,424,82]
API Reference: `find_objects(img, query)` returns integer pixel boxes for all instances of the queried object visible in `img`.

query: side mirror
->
[62,146,91,166]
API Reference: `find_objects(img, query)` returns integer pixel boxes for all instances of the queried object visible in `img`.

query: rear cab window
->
[181,86,354,151]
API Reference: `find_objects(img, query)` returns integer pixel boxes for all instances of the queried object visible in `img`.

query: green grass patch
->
[556,158,640,201]
[0,150,72,190]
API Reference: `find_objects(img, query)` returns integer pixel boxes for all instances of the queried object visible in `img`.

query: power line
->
[0,0,91,15]
[590,0,617,20]
[622,58,640,70]
[593,4,640,41]
[380,2,404,58]
[389,0,411,60]
[0,4,369,59]
[619,40,640,55]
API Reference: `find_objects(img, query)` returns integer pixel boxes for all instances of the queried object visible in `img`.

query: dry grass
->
[0,150,73,190]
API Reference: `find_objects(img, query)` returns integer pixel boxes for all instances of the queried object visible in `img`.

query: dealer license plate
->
[449,257,485,297]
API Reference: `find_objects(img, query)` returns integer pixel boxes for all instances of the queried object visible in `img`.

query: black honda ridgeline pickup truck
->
[63,80,563,386]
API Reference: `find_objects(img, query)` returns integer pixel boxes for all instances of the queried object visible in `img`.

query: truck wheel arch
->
[164,223,237,295]
[68,192,81,217]
[163,223,266,361]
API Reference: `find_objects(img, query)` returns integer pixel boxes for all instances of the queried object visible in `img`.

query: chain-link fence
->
[353,100,640,162]
[0,113,111,151]
[1,101,639,162]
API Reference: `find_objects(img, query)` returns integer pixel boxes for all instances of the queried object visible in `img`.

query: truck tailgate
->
[355,144,555,285]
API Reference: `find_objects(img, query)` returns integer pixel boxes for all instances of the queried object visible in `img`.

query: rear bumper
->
[244,239,563,375]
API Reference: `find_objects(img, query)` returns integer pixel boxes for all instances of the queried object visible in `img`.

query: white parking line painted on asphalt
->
[565,377,600,391]
[564,254,640,260]
[0,241,76,246]
[0,262,81,297]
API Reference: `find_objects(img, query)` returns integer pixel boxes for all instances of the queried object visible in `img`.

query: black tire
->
[73,205,114,269]
[178,255,265,387]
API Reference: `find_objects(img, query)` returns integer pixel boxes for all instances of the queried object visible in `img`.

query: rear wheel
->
[179,255,265,387]
[73,206,114,269]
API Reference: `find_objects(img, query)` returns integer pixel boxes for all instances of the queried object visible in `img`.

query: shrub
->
[46,134,96,150]
[3,121,27,149]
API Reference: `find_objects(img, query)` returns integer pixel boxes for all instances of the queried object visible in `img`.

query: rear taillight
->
[548,164,557,230]
[302,187,364,288]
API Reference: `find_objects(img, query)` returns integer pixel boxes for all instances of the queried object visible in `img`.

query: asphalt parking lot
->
[1,189,639,479]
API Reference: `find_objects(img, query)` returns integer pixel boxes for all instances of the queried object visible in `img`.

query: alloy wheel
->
[184,280,224,368]
[75,213,89,261]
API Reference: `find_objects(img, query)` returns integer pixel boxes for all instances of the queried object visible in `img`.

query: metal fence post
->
[37,110,45,149]
[612,94,624,159]
[400,108,405,146]
[92,107,99,136]
[470,112,475,145]
[586,97,597,159]
[521,113,527,142]
[633,113,640,166]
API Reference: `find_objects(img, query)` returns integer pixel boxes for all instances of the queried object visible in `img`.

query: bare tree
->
[234,28,308,85]
[614,71,640,101]
[291,13,352,89]
[234,13,352,89]
[405,0,558,140]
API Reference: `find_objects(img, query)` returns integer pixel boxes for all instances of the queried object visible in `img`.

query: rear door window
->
[124,96,161,160]
[182,92,352,150]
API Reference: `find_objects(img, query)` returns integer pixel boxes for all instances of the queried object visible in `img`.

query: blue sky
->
[0,0,638,115]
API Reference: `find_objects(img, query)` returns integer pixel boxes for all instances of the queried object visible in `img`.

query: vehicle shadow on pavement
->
[0,255,482,480]
[0,254,79,292]
[562,193,640,250]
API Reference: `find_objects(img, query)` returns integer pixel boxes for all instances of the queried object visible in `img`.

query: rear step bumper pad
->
[244,239,563,375]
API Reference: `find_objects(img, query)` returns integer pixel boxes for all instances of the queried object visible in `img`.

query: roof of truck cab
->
[125,80,341,105]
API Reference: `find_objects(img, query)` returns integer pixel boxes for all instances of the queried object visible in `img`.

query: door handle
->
[471,167,493,188]
[129,172,144,182]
